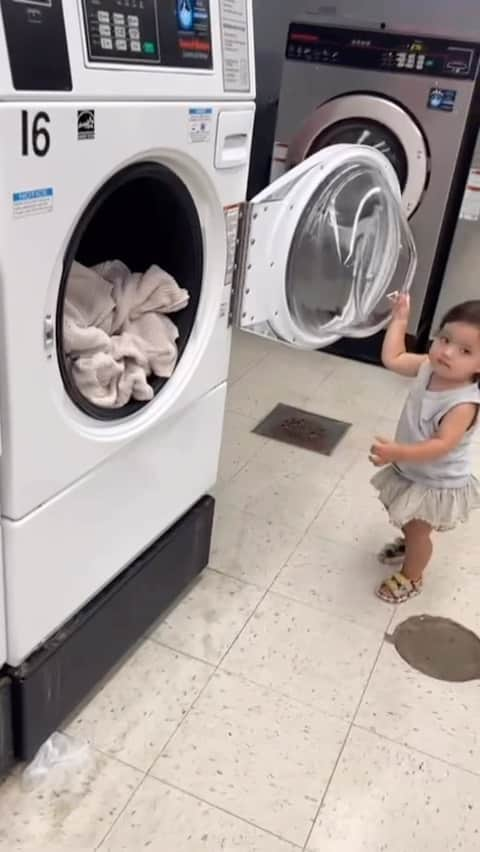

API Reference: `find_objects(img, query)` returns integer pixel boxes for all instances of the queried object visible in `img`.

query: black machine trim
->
[0,0,72,91]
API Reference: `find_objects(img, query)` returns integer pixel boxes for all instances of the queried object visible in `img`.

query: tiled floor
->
[2,330,480,850]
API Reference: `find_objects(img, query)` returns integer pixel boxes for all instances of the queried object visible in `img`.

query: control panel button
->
[100,37,113,50]
[129,27,140,40]
[113,13,125,25]
[115,26,126,38]
[99,24,111,37]
[116,39,127,51]
[97,11,110,24]
[128,15,140,27]
[143,41,156,55]
[131,40,141,52]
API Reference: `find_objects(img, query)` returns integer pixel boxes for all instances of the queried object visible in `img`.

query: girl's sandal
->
[376,572,423,604]
[378,538,405,565]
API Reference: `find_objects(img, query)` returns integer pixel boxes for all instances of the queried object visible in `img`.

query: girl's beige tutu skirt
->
[371,465,480,532]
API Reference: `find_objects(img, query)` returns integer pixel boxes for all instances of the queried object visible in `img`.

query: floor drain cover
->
[252,404,351,456]
[387,615,480,682]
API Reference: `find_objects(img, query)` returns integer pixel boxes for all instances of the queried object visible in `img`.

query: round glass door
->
[283,159,415,345]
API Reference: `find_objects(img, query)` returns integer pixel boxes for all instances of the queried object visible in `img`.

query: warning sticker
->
[460,168,480,221]
[12,187,54,219]
[220,0,251,93]
[188,107,213,143]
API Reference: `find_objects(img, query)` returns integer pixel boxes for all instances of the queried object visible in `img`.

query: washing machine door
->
[284,95,429,219]
[233,144,417,349]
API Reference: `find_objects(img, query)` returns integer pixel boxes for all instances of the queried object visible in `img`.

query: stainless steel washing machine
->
[432,130,480,329]
[270,21,480,355]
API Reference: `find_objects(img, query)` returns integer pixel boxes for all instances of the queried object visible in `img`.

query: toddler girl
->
[370,295,480,603]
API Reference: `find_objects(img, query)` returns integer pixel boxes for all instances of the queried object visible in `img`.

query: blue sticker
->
[428,88,457,112]
[12,187,54,218]
[188,107,213,142]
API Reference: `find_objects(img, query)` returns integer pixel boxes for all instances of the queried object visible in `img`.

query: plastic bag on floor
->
[22,732,92,791]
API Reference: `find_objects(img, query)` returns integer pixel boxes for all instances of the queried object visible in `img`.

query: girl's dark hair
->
[439,301,480,386]
[440,300,480,331]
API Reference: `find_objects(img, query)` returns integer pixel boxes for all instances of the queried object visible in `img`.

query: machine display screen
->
[286,23,480,81]
[82,0,213,69]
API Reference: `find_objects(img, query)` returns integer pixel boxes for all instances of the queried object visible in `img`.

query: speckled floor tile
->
[272,531,392,632]
[226,348,335,422]
[312,455,392,553]
[219,437,354,533]
[228,329,272,384]
[308,726,480,852]
[217,410,266,484]
[355,640,480,774]
[0,748,141,851]
[151,670,348,846]
[150,569,264,664]
[434,518,480,578]
[222,592,382,721]
[308,357,409,424]
[210,503,301,588]
[100,776,300,850]
[389,564,480,635]
[66,640,212,771]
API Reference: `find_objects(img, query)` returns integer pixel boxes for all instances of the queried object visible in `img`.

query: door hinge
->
[228,202,252,328]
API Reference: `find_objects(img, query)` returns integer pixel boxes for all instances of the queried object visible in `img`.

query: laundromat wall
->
[248,0,480,197]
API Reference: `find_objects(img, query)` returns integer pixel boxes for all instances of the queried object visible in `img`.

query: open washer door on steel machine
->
[231,145,417,348]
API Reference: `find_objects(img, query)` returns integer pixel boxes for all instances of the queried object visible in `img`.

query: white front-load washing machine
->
[0,0,257,758]
[0,0,417,761]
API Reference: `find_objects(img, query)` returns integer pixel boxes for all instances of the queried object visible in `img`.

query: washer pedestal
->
[8,495,214,762]
[0,674,14,776]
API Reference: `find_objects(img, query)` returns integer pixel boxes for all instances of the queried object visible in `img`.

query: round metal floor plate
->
[387,616,480,682]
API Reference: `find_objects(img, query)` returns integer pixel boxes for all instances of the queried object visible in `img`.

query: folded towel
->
[63,260,189,408]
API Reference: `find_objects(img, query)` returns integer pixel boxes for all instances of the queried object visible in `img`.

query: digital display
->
[286,23,480,81]
[82,0,212,69]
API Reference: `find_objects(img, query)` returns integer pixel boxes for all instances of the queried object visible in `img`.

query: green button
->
[143,42,156,55]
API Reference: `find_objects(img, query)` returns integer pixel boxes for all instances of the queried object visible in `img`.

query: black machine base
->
[323,330,422,366]
[8,495,214,763]
[324,331,385,366]
[0,675,14,776]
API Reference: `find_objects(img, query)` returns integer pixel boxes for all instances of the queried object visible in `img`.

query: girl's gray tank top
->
[394,360,480,488]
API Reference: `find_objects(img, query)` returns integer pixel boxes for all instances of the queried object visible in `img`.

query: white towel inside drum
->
[63,260,189,408]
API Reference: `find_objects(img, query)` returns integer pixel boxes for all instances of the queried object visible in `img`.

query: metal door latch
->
[43,315,54,355]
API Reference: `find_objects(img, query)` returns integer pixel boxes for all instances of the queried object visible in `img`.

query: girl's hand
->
[389,292,410,323]
[369,436,401,466]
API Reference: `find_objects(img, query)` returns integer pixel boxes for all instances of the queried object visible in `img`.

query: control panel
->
[82,0,213,69]
[286,23,480,81]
